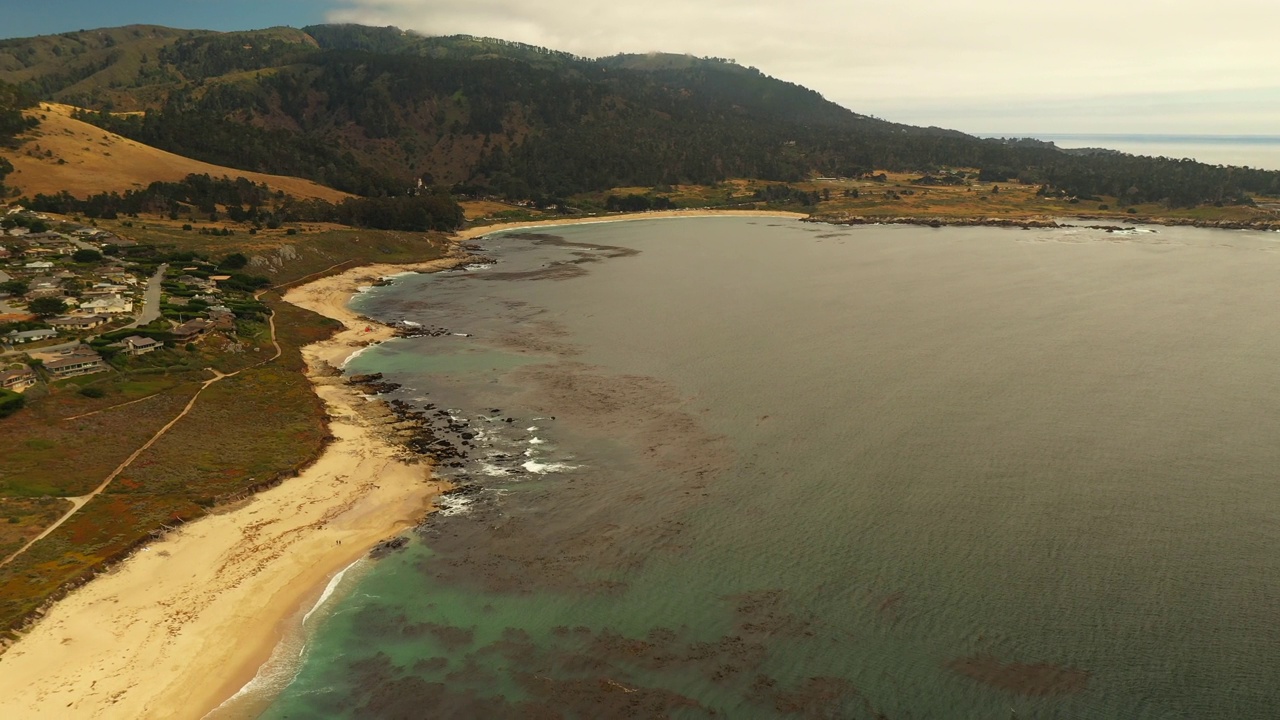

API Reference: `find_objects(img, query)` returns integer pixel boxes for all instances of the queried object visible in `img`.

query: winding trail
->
[1,304,282,569]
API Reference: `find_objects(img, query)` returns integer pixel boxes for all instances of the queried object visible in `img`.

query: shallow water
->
[258,218,1280,718]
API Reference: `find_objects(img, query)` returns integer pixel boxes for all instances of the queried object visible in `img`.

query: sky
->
[6,0,1280,136]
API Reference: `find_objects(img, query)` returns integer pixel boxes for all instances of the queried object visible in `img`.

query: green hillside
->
[2,24,1279,207]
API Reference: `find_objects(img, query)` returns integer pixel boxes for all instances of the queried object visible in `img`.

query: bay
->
[259,217,1280,718]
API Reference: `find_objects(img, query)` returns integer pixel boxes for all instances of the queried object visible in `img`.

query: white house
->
[79,296,134,314]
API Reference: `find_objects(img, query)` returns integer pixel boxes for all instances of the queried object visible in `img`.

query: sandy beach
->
[0,257,469,720]
[0,209,803,719]
[455,208,808,240]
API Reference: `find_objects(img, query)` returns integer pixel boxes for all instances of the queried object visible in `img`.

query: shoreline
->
[0,208,802,719]
[0,256,468,720]
[455,208,809,239]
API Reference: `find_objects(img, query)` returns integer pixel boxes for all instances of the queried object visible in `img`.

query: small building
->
[44,350,107,379]
[207,307,237,330]
[79,296,134,314]
[172,318,212,341]
[50,315,108,331]
[0,366,37,393]
[24,261,54,270]
[120,335,162,356]
[6,328,58,344]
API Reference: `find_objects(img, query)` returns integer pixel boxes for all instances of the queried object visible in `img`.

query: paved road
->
[125,263,167,329]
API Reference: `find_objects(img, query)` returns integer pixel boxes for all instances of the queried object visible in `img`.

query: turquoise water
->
[256,218,1280,718]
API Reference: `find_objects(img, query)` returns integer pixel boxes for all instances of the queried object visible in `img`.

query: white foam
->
[354,285,375,294]
[302,558,362,627]
[339,343,378,369]
[528,437,546,445]
[205,557,364,718]
[522,461,577,474]
[434,493,474,516]
[399,320,421,327]
[478,462,511,477]
[526,426,539,432]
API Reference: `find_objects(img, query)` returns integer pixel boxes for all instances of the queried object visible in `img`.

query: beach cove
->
[0,210,804,719]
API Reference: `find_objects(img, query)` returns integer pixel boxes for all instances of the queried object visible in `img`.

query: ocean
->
[235,218,1280,718]
[1013,134,1280,171]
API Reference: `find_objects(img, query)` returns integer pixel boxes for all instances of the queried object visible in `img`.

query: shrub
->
[79,386,105,398]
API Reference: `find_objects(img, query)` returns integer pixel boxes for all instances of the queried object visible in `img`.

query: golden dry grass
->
[2,104,351,203]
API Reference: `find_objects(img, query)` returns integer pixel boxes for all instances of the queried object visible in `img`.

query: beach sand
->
[454,208,808,240]
[0,257,469,720]
[0,210,803,719]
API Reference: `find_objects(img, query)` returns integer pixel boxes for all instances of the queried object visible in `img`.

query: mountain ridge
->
[1,24,1278,207]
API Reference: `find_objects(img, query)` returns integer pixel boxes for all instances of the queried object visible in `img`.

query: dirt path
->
[1,310,284,569]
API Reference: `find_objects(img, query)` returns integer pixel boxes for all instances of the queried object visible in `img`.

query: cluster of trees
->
[24,173,284,220]
[0,80,38,196]
[753,185,823,206]
[604,194,675,212]
[0,388,23,418]
[21,174,464,232]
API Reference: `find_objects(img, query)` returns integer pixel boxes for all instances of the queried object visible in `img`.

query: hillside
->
[1,103,350,202]
[1,24,1279,208]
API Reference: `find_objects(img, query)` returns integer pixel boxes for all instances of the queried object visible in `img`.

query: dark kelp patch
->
[948,655,1090,696]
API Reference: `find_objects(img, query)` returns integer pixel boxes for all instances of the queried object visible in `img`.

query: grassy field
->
[1,103,351,202]
[0,216,439,636]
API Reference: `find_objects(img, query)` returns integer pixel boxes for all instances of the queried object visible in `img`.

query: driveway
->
[125,264,167,329]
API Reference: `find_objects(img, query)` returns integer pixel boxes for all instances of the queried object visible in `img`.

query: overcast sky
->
[325,0,1280,135]
[6,1,1280,135]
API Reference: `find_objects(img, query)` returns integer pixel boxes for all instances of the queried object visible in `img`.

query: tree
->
[28,297,67,316]
[0,279,28,296]
[219,252,248,270]
[0,388,24,419]
[72,248,102,263]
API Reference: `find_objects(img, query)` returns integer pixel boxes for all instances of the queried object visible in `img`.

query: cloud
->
[325,0,1280,133]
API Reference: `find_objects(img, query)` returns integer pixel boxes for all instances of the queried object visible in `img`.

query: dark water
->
[255,218,1280,718]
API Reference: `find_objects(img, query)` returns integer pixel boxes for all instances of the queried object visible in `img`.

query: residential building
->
[208,307,237,330]
[50,315,108,331]
[44,350,107,378]
[121,335,162,356]
[172,318,212,341]
[80,296,134,314]
[6,328,58,344]
[24,261,54,270]
[0,366,37,392]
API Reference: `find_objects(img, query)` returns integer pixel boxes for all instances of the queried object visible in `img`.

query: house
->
[24,261,54,270]
[120,335,162,356]
[82,283,129,298]
[6,227,29,237]
[6,328,58,344]
[79,296,134,314]
[0,270,12,284]
[0,366,37,393]
[172,318,212,341]
[207,307,237,330]
[44,349,107,378]
[50,315,108,331]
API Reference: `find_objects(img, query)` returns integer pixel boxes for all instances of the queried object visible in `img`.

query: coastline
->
[0,257,466,720]
[454,208,809,239]
[0,209,804,719]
